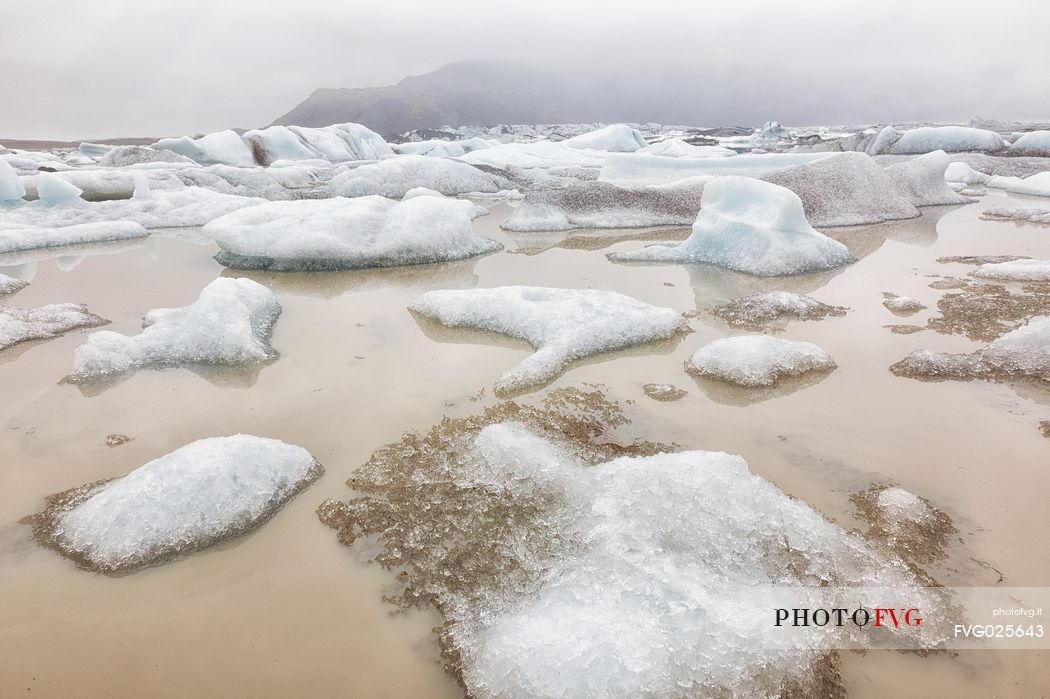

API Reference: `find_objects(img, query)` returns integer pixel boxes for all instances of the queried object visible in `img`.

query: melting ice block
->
[889,126,1007,154]
[891,315,1050,382]
[944,161,992,186]
[0,221,148,254]
[686,335,835,387]
[153,129,257,167]
[409,286,684,393]
[0,158,26,202]
[609,176,852,275]
[35,172,83,203]
[33,435,323,574]
[451,423,928,698]
[562,124,647,152]
[882,151,975,206]
[68,277,280,380]
[1,303,108,351]
[205,195,500,271]
[763,152,920,226]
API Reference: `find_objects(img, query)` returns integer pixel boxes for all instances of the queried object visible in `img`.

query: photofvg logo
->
[757,586,1049,650]
[775,607,923,628]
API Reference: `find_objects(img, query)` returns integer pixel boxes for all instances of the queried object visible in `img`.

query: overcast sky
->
[3,0,1048,140]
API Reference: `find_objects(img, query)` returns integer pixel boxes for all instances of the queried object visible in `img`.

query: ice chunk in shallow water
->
[685,335,835,387]
[0,159,26,202]
[32,435,322,574]
[973,259,1050,282]
[0,221,148,254]
[891,315,1050,382]
[609,176,852,275]
[35,172,83,203]
[68,278,279,380]
[883,293,926,315]
[450,423,927,698]
[711,291,847,329]
[877,487,930,524]
[409,286,684,393]
[762,152,919,226]
[882,151,975,206]
[0,272,28,296]
[980,206,1050,224]
[205,195,500,271]
[0,303,107,351]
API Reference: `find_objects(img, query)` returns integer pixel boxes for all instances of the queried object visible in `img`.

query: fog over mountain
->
[3,0,1050,139]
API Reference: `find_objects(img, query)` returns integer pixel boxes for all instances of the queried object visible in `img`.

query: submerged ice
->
[409,287,683,393]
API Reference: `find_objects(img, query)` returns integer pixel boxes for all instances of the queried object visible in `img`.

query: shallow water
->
[2,193,1049,697]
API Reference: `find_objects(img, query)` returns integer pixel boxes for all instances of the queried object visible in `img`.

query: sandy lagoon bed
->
[2,193,1050,697]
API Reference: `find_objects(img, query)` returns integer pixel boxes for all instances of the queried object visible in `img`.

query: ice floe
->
[30,435,323,574]
[205,195,499,271]
[0,221,148,254]
[980,206,1050,224]
[0,303,108,351]
[409,286,684,392]
[608,176,852,275]
[762,153,919,226]
[68,278,279,380]
[891,315,1050,382]
[686,335,835,387]
[973,259,1050,282]
[448,424,924,697]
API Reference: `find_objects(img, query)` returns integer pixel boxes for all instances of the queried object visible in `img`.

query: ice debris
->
[973,259,1050,282]
[1,303,108,351]
[711,291,847,329]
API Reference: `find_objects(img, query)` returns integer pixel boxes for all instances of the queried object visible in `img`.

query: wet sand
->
[2,192,1050,697]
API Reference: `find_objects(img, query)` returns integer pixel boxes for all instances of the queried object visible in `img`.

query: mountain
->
[271,60,585,136]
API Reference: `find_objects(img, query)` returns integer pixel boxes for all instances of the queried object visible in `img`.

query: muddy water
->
[2,192,1049,697]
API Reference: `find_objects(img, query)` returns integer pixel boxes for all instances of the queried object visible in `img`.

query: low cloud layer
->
[3,0,1048,139]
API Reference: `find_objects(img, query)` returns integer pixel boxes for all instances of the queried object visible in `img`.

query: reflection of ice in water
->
[0,236,152,275]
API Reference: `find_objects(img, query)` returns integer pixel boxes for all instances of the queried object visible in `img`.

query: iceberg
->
[153,129,257,167]
[68,278,280,380]
[28,435,323,574]
[599,152,830,187]
[409,286,684,393]
[882,151,975,206]
[562,124,647,152]
[0,158,26,202]
[762,152,920,226]
[609,176,852,275]
[326,155,506,198]
[0,221,148,254]
[1,303,108,351]
[286,123,393,162]
[943,161,992,185]
[242,125,318,165]
[889,126,1007,154]
[500,181,702,231]
[205,195,500,271]
[891,315,1050,382]
[685,335,836,387]
[35,172,83,203]
[973,259,1050,282]
[987,171,1050,198]
[1008,131,1050,157]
